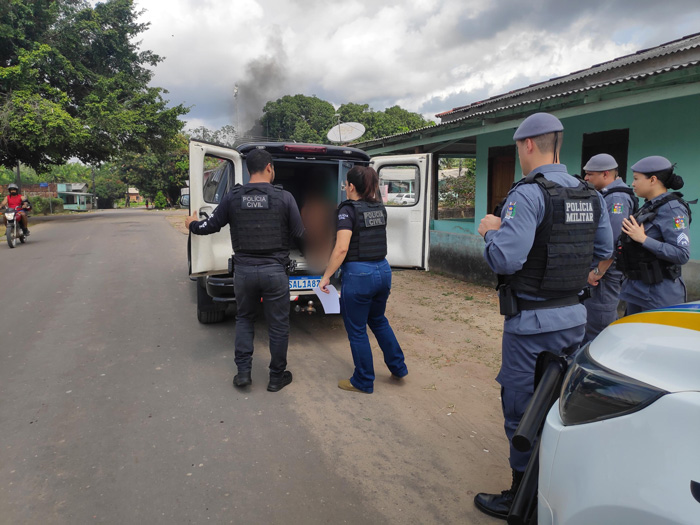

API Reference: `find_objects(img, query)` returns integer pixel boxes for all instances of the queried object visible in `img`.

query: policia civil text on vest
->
[230,184,290,255]
[497,173,601,316]
[341,199,388,262]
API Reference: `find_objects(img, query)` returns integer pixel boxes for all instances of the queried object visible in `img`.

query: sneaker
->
[338,379,371,394]
[267,371,293,392]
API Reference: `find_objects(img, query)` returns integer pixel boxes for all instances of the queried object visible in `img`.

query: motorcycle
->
[4,207,27,248]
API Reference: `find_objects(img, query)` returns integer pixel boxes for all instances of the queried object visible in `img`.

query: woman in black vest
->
[618,156,691,314]
[319,166,408,393]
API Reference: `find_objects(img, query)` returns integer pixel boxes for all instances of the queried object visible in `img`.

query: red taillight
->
[283,145,327,154]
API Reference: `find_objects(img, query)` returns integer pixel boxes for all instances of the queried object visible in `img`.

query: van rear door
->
[371,154,432,270]
[189,141,243,276]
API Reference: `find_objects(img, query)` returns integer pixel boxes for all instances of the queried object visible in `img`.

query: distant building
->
[126,187,142,203]
[57,183,93,211]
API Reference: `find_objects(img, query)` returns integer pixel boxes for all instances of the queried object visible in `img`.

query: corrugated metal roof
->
[354,59,700,146]
[437,32,700,118]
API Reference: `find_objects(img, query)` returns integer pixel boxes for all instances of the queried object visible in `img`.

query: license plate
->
[289,276,321,290]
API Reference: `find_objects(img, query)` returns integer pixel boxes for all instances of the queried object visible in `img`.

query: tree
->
[93,163,127,208]
[261,95,336,142]
[0,0,188,173]
[116,133,189,205]
[438,158,476,209]
[258,95,435,144]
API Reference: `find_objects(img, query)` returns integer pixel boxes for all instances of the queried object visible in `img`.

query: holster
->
[638,260,664,285]
[498,285,519,316]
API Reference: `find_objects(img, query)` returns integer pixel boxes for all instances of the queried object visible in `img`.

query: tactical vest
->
[342,200,388,262]
[616,192,691,284]
[604,185,639,215]
[503,173,601,298]
[230,184,289,255]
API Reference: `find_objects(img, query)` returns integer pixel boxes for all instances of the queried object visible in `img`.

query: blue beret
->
[513,112,564,141]
[630,155,672,173]
[583,153,618,172]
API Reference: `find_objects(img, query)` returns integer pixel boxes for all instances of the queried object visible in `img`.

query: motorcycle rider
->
[1,183,31,236]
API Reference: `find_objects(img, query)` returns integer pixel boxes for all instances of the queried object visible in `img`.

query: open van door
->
[371,154,432,270]
[189,140,244,276]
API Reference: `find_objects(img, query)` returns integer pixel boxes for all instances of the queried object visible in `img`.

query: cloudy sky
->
[128,0,700,133]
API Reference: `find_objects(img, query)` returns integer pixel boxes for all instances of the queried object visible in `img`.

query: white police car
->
[538,302,700,524]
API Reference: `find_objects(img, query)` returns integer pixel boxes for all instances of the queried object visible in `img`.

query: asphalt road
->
[0,210,372,524]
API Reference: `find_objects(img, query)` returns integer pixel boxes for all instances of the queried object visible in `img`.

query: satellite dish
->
[327,122,365,143]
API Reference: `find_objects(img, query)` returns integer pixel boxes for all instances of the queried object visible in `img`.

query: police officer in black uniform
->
[186,149,305,392]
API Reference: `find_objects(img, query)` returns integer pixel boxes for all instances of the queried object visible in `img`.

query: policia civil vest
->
[616,192,692,285]
[230,184,289,255]
[498,173,601,314]
[341,200,388,262]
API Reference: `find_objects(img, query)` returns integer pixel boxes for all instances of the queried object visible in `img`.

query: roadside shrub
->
[30,196,47,214]
[29,196,64,215]
[154,191,167,209]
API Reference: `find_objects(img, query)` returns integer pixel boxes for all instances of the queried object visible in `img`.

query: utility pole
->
[233,83,239,141]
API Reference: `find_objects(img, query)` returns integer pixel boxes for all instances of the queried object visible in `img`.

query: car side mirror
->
[180,194,190,207]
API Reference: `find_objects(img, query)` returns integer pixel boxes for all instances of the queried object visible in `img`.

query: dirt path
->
[167,210,507,523]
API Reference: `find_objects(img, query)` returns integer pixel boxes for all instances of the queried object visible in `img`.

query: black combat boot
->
[233,370,252,388]
[474,469,524,520]
[267,370,292,392]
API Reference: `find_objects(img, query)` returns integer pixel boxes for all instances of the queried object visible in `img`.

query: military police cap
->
[583,153,618,172]
[513,112,564,141]
[630,155,673,174]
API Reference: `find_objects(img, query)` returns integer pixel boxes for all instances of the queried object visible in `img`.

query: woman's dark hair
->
[644,168,684,190]
[347,166,380,202]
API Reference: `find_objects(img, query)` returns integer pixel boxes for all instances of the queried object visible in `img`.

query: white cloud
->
[124,0,700,131]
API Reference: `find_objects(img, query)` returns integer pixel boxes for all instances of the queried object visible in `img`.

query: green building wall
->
[431,93,700,299]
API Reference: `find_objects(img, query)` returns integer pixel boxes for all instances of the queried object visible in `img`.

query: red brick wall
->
[1,184,58,198]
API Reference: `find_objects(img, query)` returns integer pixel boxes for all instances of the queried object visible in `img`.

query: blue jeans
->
[234,263,290,378]
[340,259,407,393]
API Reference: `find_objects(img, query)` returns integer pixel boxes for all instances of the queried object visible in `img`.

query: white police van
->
[188,140,433,323]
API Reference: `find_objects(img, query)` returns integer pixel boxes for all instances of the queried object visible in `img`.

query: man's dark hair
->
[531,131,563,155]
[246,149,273,175]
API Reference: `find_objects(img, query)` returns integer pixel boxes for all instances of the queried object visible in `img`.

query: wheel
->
[196,277,227,324]
[6,223,16,248]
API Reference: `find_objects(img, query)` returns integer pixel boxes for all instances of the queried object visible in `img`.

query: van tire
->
[197,278,227,324]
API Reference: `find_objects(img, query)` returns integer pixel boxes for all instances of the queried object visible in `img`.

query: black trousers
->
[233,263,290,377]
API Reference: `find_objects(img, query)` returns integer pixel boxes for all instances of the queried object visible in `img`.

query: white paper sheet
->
[312,285,340,314]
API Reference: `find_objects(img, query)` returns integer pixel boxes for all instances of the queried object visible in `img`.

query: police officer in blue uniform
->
[475,113,613,519]
[318,166,408,394]
[186,149,305,392]
[618,155,691,314]
[582,153,638,343]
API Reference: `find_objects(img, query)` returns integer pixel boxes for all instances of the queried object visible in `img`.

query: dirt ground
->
[168,210,509,523]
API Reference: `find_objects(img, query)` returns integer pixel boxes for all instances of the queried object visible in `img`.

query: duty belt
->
[517,295,580,311]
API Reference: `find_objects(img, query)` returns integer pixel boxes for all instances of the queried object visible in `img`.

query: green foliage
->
[438,158,476,208]
[153,190,167,209]
[259,95,435,143]
[93,163,126,208]
[31,196,64,215]
[0,0,188,172]
[116,133,188,205]
[261,94,335,143]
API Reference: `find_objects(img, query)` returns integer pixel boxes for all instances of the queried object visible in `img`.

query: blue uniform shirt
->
[483,163,614,336]
[619,191,690,309]
[597,178,637,277]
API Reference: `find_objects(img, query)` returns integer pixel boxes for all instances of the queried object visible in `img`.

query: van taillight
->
[283,145,327,154]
